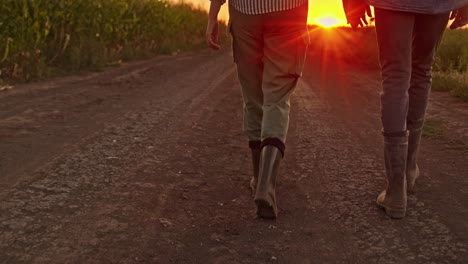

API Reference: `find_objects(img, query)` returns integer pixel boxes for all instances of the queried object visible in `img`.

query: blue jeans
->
[375,8,450,133]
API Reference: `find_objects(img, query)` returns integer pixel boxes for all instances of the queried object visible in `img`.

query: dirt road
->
[0,49,467,263]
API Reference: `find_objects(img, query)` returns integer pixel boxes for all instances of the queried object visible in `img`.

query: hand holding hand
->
[342,0,372,30]
[450,4,468,30]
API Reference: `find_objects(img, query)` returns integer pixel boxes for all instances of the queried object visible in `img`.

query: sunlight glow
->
[184,0,352,27]
[316,17,341,28]
[307,1,349,26]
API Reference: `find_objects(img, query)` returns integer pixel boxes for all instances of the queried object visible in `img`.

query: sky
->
[176,0,349,27]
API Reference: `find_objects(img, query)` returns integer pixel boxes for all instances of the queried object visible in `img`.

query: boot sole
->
[376,202,406,219]
[255,199,277,219]
[384,208,406,219]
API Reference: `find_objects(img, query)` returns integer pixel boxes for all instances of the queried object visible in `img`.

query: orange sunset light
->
[307,0,348,27]
[315,17,342,28]
[188,0,350,27]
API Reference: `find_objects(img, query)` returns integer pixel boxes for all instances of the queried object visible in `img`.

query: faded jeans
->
[375,8,450,134]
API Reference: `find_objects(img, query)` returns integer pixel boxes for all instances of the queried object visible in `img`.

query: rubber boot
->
[407,128,422,193]
[250,148,261,196]
[254,145,282,219]
[377,133,409,219]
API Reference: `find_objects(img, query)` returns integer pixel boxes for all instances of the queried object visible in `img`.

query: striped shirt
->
[211,0,308,15]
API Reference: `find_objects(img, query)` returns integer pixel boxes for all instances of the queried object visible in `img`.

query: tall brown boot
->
[377,132,409,219]
[250,148,261,196]
[254,145,282,219]
[407,128,422,193]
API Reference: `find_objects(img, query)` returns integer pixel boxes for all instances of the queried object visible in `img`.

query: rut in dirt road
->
[0,50,467,263]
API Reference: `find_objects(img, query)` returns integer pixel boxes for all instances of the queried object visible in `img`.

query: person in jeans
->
[206,0,309,219]
[343,0,468,218]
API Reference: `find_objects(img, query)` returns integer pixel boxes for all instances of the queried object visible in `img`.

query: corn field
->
[0,0,215,81]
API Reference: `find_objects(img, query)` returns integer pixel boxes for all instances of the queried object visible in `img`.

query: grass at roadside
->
[432,72,468,101]
[432,29,468,101]
[0,0,225,83]
[446,143,468,153]
[422,119,468,153]
[435,29,468,73]
[422,119,444,139]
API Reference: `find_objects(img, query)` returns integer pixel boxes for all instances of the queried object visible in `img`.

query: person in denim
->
[343,0,468,218]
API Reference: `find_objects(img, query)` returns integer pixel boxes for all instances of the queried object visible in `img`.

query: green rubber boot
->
[250,148,261,196]
[377,133,409,219]
[254,145,282,219]
[407,128,422,193]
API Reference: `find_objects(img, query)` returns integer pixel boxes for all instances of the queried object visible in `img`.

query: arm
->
[450,4,468,29]
[206,0,225,50]
[342,0,372,30]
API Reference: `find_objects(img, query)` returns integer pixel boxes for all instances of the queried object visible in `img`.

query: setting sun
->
[316,17,341,28]
[188,0,351,27]
[307,0,348,26]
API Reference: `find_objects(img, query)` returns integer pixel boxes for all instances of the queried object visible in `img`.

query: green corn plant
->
[0,0,219,82]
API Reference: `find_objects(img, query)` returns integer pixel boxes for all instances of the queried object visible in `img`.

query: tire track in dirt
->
[0,51,226,190]
[0,50,467,263]
[0,51,237,263]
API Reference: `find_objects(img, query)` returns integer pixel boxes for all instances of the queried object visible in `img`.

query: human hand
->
[342,0,372,30]
[206,1,222,50]
[450,4,468,30]
[206,18,220,50]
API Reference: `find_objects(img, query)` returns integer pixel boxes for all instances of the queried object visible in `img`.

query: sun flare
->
[315,17,341,28]
[192,0,351,27]
[307,1,348,27]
